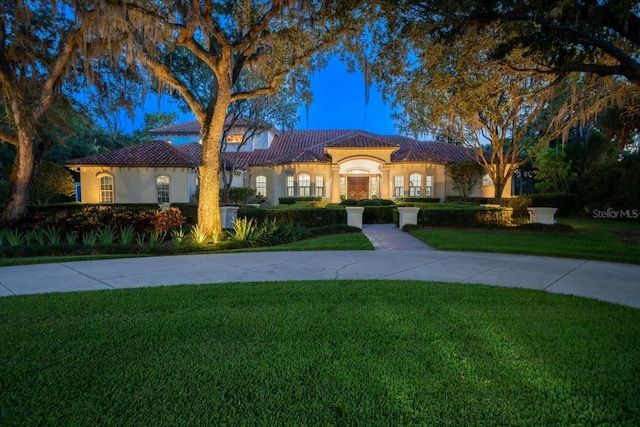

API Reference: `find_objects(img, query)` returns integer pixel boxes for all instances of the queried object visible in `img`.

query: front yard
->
[410,216,640,264]
[2,280,639,425]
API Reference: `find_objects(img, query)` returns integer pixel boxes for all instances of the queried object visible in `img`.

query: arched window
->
[256,175,267,196]
[298,173,311,197]
[409,173,422,197]
[156,175,170,203]
[99,175,114,203]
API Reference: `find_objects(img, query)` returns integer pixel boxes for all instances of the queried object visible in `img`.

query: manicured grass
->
[411,216,640,264]
[261,232,374,251]
[1,280,638,425]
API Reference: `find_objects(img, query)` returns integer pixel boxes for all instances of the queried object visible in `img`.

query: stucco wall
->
[78,166,194,204]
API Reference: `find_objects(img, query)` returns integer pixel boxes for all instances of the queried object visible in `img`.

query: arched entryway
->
[339,159,383,200]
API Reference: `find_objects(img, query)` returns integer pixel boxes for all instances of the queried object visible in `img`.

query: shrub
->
[396,197,441,203]
[240,208,347,228]
[418,209,513,228]
[278,196,321,205]
[340,198,359,206]
[229,187,256,205]
[310,201,329,208]
[171,203,198,224]
[357,199,381,206]
[308,224,361,236]
[528,194,577,216]
[363,206,396,224]
[378,199,396,206]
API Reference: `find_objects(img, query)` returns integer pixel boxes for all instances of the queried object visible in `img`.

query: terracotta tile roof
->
[324,131,400,148]
[65,140,200,167]
[149,115,273,136]
[67,127,475,169]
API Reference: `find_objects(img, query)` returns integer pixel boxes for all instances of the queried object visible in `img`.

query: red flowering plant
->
[148,207,186,241]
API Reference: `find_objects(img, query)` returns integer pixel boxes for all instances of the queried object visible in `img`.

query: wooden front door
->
[347,177,369,200]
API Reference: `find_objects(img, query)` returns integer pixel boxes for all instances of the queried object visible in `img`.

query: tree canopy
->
[396,0,640,85]
[92,0,365,234]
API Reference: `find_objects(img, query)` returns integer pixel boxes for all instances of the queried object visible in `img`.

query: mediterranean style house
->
[66,120,511,204]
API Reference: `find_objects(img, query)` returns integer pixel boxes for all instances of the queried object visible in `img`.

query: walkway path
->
[1,225,638,308]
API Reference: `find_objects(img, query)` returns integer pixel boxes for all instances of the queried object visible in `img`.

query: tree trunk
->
[197,86,232,235]
[3,128,37,221]
[493,178,507,199]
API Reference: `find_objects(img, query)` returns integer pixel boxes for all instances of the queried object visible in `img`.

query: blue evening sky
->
[119,57,398,135]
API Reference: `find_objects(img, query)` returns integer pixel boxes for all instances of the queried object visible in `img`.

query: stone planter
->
[345,207,365,229]
[397,207,420,229]
[527,207,557,225]
[220,206,239,229]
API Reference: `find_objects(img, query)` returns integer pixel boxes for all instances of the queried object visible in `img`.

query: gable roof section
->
[149,115,273,136]
[65,140,200,167]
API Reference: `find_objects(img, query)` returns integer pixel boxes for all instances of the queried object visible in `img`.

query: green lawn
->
[1,280,638,425]
[411,216,640,264]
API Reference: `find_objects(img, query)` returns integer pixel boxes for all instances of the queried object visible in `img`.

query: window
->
[156,175,170,203]
[99,175,114,203]
[426,176,433,197]
[286,176,295,197]
[315,176,324,197]
[256,175,267,196]
[370,176,378,198]
[409,173,422,197]
[394,176,404,198]
[298,174,311,197]
[226,134,244,143]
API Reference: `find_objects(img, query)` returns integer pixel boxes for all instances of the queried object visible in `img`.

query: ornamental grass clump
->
[43,226,61,245]
[25,229,45,245]
[96,227,116,245]
[171,227,186,245]
[65,231,78,245]
[228,217,264,247]
[188,224,209,245]
[119,226,135,245]
[6,229,25,246]
[82,230,98,246]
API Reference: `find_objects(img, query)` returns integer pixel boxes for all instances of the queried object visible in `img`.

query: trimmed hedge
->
[171,203,198,224]
[363,206,396,224]
[418,209,514,228]
[239,207,347,228]
[396,197,440,203]
[278,196,322,205]
[340,199,359,206]
[445,195,577,215]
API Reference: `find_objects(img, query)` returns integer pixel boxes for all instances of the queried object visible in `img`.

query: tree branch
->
[0,130,18,146]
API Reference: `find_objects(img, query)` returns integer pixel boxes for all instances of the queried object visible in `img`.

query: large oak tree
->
[99,0,362,235]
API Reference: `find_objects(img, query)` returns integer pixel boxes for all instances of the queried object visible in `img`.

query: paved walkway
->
[1,224,639,308]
